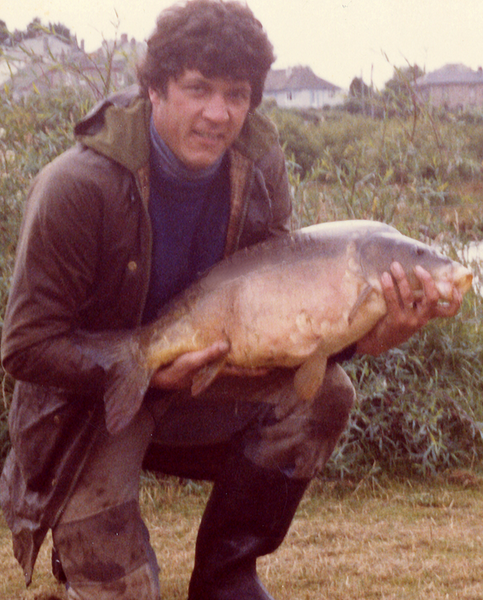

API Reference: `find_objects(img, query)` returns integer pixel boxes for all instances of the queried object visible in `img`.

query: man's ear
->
[148,87,160,104]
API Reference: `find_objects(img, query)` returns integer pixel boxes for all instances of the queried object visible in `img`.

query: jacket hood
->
[74,86,279,173]
[74,86,152,173]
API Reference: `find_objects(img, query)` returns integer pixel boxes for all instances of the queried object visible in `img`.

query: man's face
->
[149,70,252,171]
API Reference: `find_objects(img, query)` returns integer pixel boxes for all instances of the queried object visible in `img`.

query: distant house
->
[414,63,483,111]
[0,31,145,100]
[263,66,344,109]
[0,32,87,97]
[91,33,146,91]
[0,33,74,89]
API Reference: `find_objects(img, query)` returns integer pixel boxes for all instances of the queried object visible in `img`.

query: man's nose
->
[202,94,230,122]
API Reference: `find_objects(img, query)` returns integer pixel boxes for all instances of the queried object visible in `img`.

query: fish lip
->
[457,272,474,294]
[435,280,455,300]
[434,266,473,299]
[453,265,474,294]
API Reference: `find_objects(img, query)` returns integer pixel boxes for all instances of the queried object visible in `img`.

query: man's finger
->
[150,340,230,389]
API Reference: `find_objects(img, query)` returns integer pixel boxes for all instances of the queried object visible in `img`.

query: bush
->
[327,292,483,480]
[0,86,93,463]
[283,109,483,239]
[0,85,92,250]
[261,103,378,178]
[464,122,483,162]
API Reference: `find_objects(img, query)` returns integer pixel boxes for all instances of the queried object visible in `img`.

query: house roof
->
[264,66,341,93]
[415,63,483,87]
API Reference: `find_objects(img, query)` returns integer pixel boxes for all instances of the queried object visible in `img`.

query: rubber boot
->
[188,452,309,600]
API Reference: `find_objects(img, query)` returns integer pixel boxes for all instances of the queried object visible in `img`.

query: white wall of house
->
[417,83,483,110]
[264,87,345,109]
[414,64,483,110]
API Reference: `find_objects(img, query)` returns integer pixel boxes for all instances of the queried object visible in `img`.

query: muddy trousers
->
[52,363,355,600]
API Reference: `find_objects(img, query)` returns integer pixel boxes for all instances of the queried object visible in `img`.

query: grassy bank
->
[2,474,483,600]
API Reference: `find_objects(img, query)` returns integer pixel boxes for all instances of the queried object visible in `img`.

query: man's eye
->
[187,84,208,96]
[229,90,250,103]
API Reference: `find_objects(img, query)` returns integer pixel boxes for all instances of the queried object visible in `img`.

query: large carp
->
[77,220,473,434]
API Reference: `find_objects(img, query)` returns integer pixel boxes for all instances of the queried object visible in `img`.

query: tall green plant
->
[327,292,483,480]
[0,86,93,463]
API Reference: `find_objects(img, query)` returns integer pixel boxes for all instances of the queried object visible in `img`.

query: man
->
[0,1,462,599]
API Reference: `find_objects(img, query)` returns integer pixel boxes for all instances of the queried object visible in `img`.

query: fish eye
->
[415,247,425,256]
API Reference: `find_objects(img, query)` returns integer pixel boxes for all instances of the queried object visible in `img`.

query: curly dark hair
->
[137,0,275,109]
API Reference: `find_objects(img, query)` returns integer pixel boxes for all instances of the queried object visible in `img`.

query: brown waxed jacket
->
[0,86,292,585]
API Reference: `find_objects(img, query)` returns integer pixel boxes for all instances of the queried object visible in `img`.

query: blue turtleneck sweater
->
[142,119,231,324]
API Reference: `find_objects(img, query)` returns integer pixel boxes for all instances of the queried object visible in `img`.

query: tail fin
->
[73,331,153,435]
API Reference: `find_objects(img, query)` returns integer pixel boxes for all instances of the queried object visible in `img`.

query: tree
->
[382,64,425,115]
[49,22,74,44]
[349,76,372,99]
[345,77,374,115]
[25,17,42,39]
[0,20,9,44]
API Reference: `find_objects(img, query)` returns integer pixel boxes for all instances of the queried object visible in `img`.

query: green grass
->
[3,474,483,600]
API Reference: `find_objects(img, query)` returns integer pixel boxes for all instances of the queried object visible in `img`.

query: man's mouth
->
[194,130,225,143]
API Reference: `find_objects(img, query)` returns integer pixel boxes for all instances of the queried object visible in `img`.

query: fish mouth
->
[435,264,473,299]
[459,274,474,294]
[453,265,473,294]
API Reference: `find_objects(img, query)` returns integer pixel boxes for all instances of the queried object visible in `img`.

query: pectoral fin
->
[294,347,328,402]
[191,357,227,396]
[348,283,374,324]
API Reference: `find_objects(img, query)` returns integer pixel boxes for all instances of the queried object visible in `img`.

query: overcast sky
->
[4,0,483,89]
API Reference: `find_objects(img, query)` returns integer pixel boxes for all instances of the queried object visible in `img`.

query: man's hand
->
[150,340,268,390]
[356,261,463,357]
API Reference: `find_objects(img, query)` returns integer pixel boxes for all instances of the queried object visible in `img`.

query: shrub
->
[285,109,483,240]
[0,85,93,463]
[327,291,483,480]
